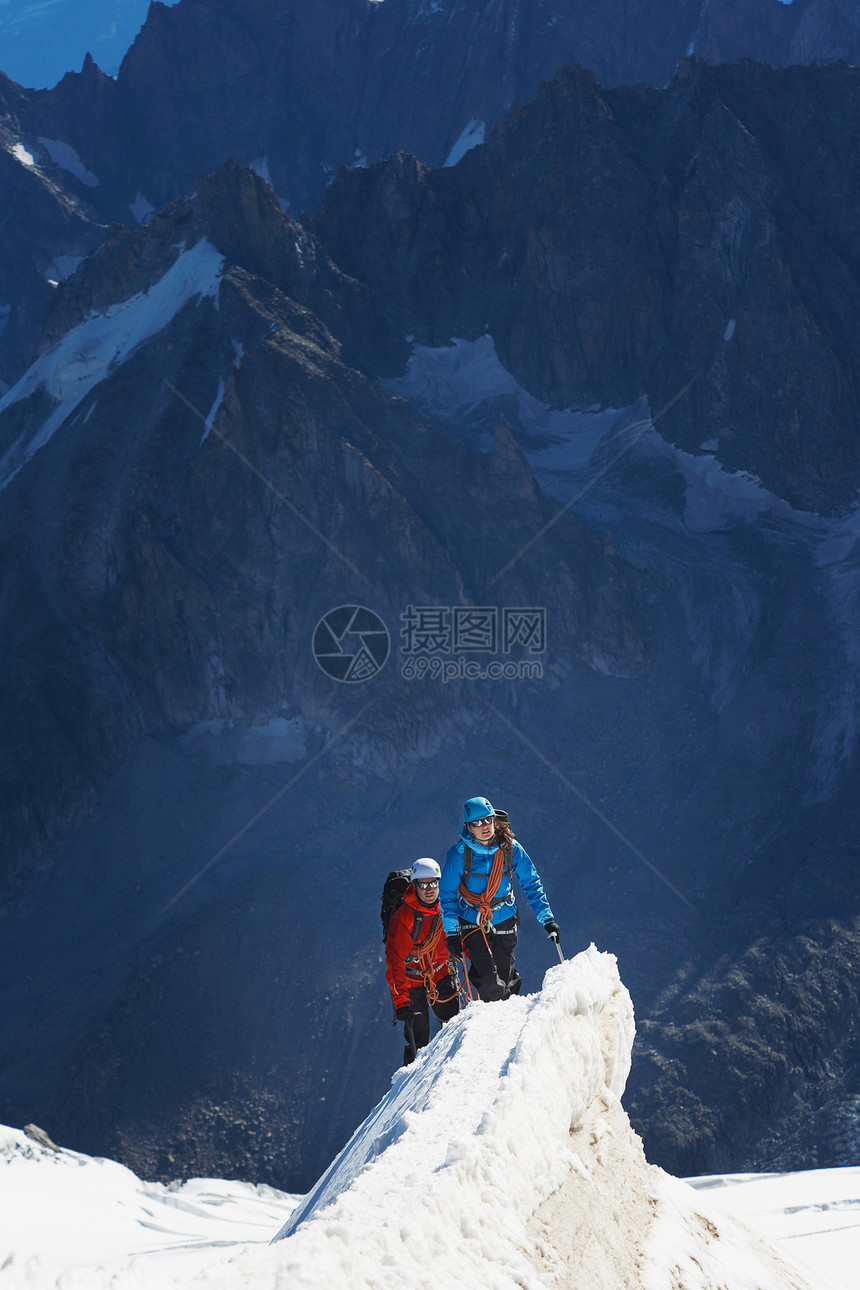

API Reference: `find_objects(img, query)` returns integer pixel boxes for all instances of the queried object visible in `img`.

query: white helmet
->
[410,857,441,883]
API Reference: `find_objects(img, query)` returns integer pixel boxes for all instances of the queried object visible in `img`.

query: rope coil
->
[458,846,508,930]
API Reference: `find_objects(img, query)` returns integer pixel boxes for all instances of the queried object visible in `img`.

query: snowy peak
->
[269,951,817,1290]
[39,160,406,378]
[277,949,634,1245]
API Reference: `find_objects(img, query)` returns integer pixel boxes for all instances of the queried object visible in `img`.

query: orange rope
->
[457,957,476,1004]
[461,920,495,963]
[412,913,459,1006]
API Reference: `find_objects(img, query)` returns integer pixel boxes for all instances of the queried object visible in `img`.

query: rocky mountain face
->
[310,56,860,1176]
[2,0,860,391]
[2,28,860,1191]
[314,58,860,516]
[44,0,860,217]
[2,158,642,883]
[0,67,108,388]
[0,160,646,1186]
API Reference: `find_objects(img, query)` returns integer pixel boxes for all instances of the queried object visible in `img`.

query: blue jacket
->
[440,830,554,933]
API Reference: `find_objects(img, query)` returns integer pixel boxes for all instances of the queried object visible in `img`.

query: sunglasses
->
[469,816,495,828]
[416,880,439,890]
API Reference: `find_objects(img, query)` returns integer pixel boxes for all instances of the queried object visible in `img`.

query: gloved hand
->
[446,933,463,959]
[396,1003,415,1022]
[544,920,561,942]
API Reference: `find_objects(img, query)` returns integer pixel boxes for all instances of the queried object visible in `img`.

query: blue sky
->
[0,0,180,89]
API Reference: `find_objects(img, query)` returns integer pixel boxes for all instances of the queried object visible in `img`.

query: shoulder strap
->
[410,908,441,947]
[464,840,511,878]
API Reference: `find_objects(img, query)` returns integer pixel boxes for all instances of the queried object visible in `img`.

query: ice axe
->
[550,932,564,963]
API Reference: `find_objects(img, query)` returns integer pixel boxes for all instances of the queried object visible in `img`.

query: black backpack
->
[381,869,411,942]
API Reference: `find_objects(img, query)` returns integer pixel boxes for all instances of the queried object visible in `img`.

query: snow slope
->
[0,238,224,493]
[688,1169,860,1284]
[0,1126,299,1286]
[383,335,804,526]
[0,950,846,1289]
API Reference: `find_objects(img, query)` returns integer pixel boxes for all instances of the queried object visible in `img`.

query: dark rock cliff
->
[3,0,860,391]
[0,69,107,389]
[314,58,860,515]
[1,161,638,886]
[47,0,860,217]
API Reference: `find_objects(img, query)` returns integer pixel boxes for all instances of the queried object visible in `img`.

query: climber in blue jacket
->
[439,796,560,1001]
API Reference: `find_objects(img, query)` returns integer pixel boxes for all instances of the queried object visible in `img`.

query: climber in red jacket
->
[385,858,460,1065]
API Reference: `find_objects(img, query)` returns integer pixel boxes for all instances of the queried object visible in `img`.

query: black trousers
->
[403,973,459,1065]
[460,915,521,1002]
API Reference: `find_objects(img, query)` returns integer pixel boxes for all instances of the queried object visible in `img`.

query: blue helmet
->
[463,796,495,823]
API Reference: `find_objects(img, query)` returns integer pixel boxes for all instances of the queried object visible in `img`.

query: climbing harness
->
[404,907,458,1006]
[457,841,513,931]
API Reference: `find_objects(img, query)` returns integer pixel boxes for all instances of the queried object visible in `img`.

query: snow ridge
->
[267,948,630,1288]
[0,951,836,1287]
[279,948,631,1244]
[252,948,816,1290]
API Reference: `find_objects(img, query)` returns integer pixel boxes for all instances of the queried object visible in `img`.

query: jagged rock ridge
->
[314,58,860,514]
[2,0,860,388]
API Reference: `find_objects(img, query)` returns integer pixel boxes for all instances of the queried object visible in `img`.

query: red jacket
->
[385,884,451,1009]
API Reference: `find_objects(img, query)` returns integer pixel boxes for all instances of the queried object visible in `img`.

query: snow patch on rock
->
[129,191,155,225]
[444,118,486,167]
[384,334,625,465]
[50,255,84,281]
[250,155,273,187]
[384,335,820,535]
[37,137,99,187]
[200,376,225,446]
[0,238,225,492]
[637,436,803,534]
[11,141,39,167]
